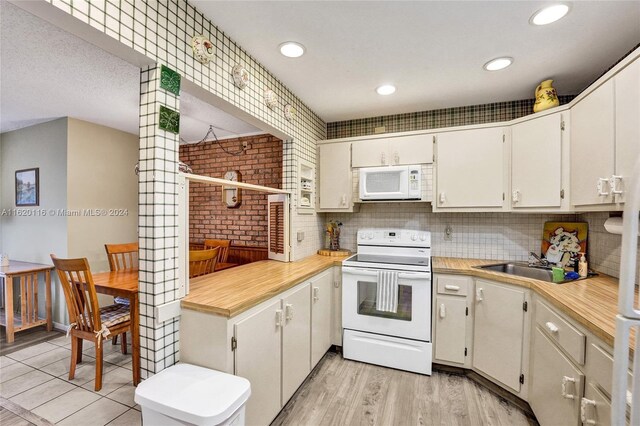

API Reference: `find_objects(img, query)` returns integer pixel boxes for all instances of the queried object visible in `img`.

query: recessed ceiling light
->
[376,84,396,95]
[279,42,305,58]
[530,4,570,25]
[483,57,513,71]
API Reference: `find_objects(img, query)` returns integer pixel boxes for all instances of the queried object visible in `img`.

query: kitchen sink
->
[475,262,583,284]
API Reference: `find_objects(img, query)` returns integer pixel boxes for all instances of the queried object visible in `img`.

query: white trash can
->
[135,363,251,426]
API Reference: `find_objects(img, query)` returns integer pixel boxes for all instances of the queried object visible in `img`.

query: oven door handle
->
[397,272,431,280]
[342,268,379,277]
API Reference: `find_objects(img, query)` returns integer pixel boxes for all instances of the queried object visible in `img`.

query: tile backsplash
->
[322,205,639,284]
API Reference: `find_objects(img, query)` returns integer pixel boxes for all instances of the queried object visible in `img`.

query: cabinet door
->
[352,138,388,167]
[388,134,433,165]
[282,283,311,403]
[311,270,332,367]
[582,383,614,426]
[473,279,525,392]
[511,113,563,208]
[571,80,615,207]
[436,127,505,208]
[614,58,640,204]
[318,143,352,210]
[234,299,282,426]
[530,327,584,426]
[434,295,467,365]
[331,268,342,346]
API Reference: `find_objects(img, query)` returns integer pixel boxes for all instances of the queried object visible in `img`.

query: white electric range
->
[342,228,432,375]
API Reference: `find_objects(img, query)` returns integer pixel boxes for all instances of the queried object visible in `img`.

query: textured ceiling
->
[193,1,640,122]
[0,2,260,141]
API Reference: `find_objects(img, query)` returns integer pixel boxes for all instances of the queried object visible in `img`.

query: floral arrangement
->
[326,220,343,251]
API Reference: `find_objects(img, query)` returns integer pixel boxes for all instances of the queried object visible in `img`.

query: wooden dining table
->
[91,270,140,385]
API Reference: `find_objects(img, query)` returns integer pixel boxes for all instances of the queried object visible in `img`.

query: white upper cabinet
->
[352,133,433,167]
[318,142,353,211]
[511,112,566,209]
[435,126,506,210]
[571,79,616,207]
[613,58,640,204]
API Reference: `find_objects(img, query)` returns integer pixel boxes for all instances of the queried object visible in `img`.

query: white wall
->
[0,118,69,322]
[66,118,138,272]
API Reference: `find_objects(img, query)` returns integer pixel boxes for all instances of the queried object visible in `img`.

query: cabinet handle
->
[597,177,610,196]
[512,189,520,204]
[609,175,623,195]
[444,284,460,292]
[439,303,446,319]
[476,288,484,302]
[581,398,597,424]
[394,151,399,165]
[439,192,446,205]
[313,287,320,302]
[545,321,559,333]
[276,309,283,328]
[285,303,294,321]
[561,376,577,399]
[341,194,346,206]
[381,152,386,165]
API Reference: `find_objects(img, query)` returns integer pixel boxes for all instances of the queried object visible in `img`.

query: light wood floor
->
[273,352,537,426]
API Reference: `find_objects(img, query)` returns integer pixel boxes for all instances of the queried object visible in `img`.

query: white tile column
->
[138,64,180,377]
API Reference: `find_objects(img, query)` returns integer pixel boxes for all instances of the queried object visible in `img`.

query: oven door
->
[359,166,409,200]
[342,266,431,341]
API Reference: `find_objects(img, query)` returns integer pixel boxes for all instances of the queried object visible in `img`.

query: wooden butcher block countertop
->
[182,254,349,318]
[433,257,637,351]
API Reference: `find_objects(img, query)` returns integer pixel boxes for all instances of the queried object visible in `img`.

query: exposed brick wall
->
[179,134,282,247]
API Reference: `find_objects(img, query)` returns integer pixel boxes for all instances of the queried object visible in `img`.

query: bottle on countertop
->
[578,253,588,278]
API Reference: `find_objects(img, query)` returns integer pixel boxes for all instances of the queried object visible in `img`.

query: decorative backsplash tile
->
[326,96,575,139]
[158,105,180,134]
[160,65,181,95]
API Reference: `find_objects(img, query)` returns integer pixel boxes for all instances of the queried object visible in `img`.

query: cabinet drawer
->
[436,275,470,297]
[535,300,586,365]
[582,383,612,426]
[586,342,634,398]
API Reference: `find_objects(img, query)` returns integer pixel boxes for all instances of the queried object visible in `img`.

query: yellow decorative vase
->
[533,79,560,113]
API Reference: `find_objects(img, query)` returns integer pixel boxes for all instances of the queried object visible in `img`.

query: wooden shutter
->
[268,194,290,262]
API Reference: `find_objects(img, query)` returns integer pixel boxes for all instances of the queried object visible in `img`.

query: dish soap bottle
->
[578,253,588,278]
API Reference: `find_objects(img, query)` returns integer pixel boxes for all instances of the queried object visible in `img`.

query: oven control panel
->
[357,229,430,247]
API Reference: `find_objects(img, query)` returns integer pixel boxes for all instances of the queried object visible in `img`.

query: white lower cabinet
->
[581,383,612,426]
[530,327,584,426]
[433,274,472,367]
[310,269,332,368]
[234,299,283,426]
[281,283,312,403]
[472,279,529,394]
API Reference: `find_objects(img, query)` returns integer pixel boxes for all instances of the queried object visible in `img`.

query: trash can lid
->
[134,363,251,426]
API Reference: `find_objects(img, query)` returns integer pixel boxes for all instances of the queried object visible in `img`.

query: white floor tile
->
[82,366,134,396]
[0,362,35,384]
[9,377,75,410]
[6,342,58,362]
[0,370,53,398]
[106,384,136,407]
[32,387,101,423]
[57,397,128,426]
[21,347,71,369]
[0,355,17,367]
[107,408,142,426]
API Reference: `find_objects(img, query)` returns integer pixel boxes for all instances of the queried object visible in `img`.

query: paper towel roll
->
[603,217,640,236]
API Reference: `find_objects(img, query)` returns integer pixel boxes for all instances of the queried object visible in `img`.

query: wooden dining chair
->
[203,239,231,263]
[105,242,138,346]
[51,255,133,391]
[189,248,219,278]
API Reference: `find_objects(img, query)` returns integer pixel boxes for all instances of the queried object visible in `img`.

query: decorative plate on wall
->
[284,104,297,121]
[264,89,278,110]
[191,35,215,64]
[231,64,250,89]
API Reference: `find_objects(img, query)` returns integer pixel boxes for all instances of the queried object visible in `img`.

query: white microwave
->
[359,165,421,201]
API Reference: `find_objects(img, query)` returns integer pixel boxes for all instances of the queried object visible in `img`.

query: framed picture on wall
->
[15,168,39,206]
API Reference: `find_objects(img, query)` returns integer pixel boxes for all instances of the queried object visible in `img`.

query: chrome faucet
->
[529,252,550,268]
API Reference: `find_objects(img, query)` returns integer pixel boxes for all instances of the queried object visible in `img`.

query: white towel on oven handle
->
[376,270,398,313]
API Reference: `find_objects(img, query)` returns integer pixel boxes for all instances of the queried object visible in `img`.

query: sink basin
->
[475,262,579,284]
